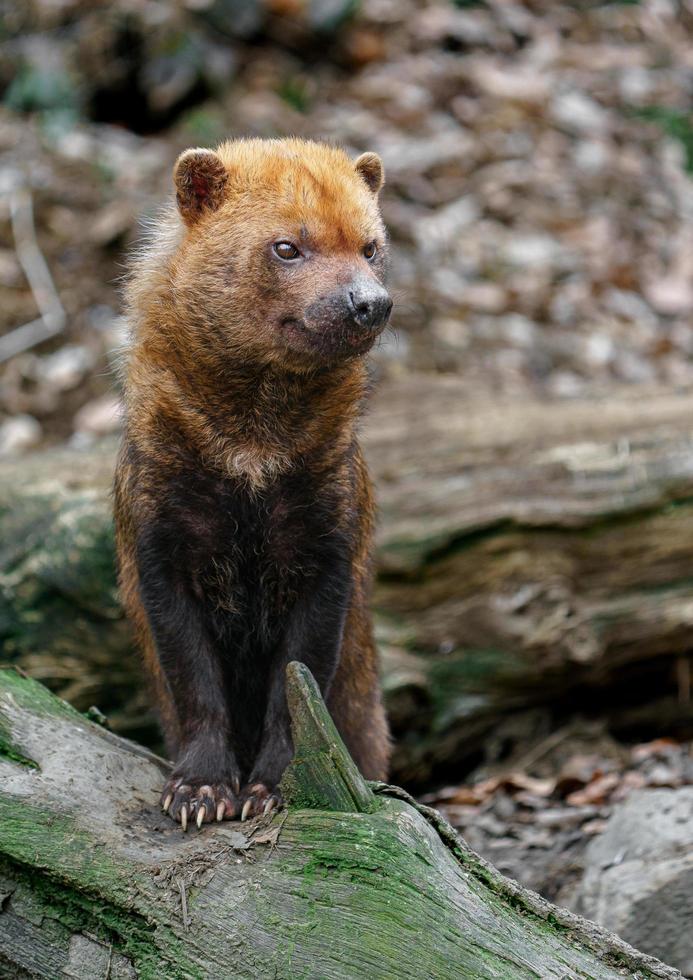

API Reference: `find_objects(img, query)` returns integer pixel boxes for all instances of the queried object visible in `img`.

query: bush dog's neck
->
[125,314,369,489]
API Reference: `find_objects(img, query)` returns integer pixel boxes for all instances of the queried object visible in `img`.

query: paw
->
[239,782,283,822]
[161,776,240,831]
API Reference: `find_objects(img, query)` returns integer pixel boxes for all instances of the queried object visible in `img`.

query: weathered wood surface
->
[0,663,682,979]
[2,377,693,782]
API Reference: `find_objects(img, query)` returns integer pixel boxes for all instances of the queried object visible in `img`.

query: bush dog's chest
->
[153,462,352,629]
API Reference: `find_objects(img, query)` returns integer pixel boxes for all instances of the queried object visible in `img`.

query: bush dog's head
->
[170,138,392,372]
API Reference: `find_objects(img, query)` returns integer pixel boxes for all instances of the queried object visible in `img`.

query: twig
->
[512,725,574,773]
[0,189,66,363]
[178,877,190,932]
[276,808,289,837]
[272,809,289,852]
[676,654,691,704]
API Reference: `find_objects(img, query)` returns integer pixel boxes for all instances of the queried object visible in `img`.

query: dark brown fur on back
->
[114,138,391,825]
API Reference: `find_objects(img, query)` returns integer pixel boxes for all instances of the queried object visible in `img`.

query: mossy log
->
[3,378,693,783]
[0,662,682,979]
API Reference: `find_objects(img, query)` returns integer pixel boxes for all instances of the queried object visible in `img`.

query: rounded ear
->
[354,152,384,194]
[174,148,228,225]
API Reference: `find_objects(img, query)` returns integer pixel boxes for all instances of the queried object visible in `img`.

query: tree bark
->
[0,662,682,980]
[2,378,693,783]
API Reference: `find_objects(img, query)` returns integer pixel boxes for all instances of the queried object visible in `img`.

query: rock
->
[494,313,537,348]
[571,787,693,976]
[547,371,587,398]
[603,288,658,328]
[645,277,693,317]
[585,333,615,368]
[376,126,475,177]
[413,197,480,256]
[35,345,95,392]
[431,317,470,350]
[461,282,507,314]
[306,0,356,33]
[618,66,654,104]
[574,139,611,176]
[614,349,657,384]
[0,414,42,456]
[73,395,122,436]
[501,234,567,271]
[550,91,610,135]
[469,61,550,105]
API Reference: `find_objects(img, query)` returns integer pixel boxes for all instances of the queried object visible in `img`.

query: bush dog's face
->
[171,139,392,371]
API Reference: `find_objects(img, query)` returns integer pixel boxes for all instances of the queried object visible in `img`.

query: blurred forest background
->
[4,0,693,442]
[1,0,693,972]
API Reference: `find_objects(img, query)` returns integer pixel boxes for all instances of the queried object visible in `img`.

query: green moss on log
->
[0,664,682,979]
[281,662,376,813]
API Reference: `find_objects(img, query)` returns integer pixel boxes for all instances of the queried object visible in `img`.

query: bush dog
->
[114,138,392,829]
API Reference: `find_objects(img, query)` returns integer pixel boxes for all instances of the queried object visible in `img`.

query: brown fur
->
[114,138,391,823]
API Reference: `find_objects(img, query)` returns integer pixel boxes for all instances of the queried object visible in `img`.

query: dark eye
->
[363,241,377,261]
[273,241,300,261]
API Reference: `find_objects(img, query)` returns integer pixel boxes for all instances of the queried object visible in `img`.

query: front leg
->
[137,528,241,828]
[241,560,351,820]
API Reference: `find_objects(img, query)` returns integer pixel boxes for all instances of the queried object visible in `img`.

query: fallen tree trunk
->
[0,662,681,979]
[2,378,693,783]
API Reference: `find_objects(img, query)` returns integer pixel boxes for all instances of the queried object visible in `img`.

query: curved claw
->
[160,778,239,829]
[263,796,277,816]
[241,798,253,822]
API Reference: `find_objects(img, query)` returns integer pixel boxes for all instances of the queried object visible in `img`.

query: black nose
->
[347,285,393,330]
